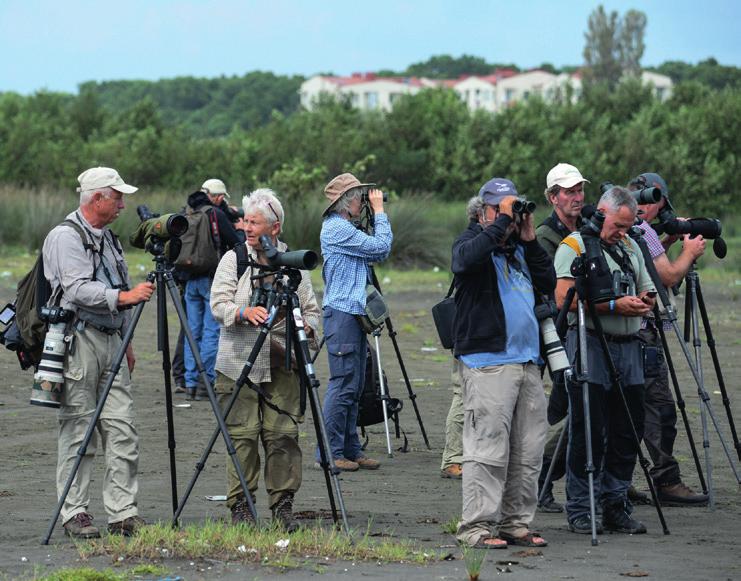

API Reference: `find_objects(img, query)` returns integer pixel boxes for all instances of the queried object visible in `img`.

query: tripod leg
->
[538,422,567,507]
[42,299,147,545]
[156,274,179,516]
[373,331,393,457]
[695,280,741,462]
[166,275,258,524]
[657,320,707,493]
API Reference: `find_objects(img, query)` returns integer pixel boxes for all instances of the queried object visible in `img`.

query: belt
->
[75,319,121,336]
[569,326,638,344]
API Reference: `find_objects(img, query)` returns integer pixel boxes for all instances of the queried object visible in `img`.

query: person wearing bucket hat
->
[316,173,392,472]
[453,178,555,549]
[628,172,708,507]
[41,167,156,539]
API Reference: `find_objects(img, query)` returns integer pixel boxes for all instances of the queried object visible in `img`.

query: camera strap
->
[601,239,636,279]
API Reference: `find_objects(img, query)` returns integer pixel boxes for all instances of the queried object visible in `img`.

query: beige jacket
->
[210,241,321,383]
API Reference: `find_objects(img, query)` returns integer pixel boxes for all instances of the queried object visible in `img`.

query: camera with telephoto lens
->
[601,181,661,205]
[258,235,318,270]
[534,300,570,373]
[40,306,74,324]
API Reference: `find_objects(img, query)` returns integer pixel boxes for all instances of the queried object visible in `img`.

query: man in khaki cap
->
[42,167,155,538]
[315,173,392,472]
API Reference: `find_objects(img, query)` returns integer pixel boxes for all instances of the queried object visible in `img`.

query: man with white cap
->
[42,167,155,538]
[535,162,589,513]
[180,178,245,399]
[316,173,392,472]
[536,163,589,259]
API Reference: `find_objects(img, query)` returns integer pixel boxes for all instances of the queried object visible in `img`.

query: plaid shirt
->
[321,212,392,314]
[210,241,321,383]
[636,221,673,331]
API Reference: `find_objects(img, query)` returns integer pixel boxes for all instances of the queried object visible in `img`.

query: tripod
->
[564,256,670,545]
[171,262,350,534]
[682,266,741,506]
[42,246,259,544]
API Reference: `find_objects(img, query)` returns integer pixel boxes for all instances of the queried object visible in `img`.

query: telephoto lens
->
[534,304,570,373]
[30,322,69,408]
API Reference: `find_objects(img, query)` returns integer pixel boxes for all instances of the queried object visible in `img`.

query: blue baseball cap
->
[478,177,519,206]
[631,172,669,196]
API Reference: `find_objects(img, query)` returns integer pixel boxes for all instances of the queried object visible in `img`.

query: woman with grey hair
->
[210,187,320,532]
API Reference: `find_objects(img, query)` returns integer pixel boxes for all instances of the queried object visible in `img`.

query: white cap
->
[546,163,589,189]
[201,178,230,199]
[77,167,137,194]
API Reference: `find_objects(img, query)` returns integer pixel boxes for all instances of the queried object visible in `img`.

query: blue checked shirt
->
[321,212,393,314]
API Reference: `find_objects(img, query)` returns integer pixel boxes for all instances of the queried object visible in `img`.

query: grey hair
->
[242,188,285,232]
[332,186,364,215]
[598,186,637,214]
[79,186,115,205]
[544,184,561,203]
[466,196,485,221]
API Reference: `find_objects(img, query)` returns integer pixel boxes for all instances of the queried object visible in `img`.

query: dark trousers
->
[565,381,645,521]
[639,327,682,486]
[539,371,569,496]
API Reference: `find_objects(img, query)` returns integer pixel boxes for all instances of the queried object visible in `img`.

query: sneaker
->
[231,496,257,526]
[108,515,146,537]
[658,482,709,506]
[272,492,299,533]
[441,464,463,479]
[353,455,381,470]
[602,502,647,534]
[538,493,564,513]
[63,512,100,539]
[174,385,187,394]
[568,514,604,535]
[332,458,359,471]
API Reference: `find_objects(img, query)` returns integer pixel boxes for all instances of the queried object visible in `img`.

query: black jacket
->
[451,215,556,356]
[186,191,245,254]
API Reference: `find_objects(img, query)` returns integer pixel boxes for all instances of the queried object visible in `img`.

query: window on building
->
[504,88,515,102]
[365,92,378,109]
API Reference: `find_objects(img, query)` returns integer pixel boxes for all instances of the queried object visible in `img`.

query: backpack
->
[0,220,92,370]
[357,345,403,427]
[173,205,220,275]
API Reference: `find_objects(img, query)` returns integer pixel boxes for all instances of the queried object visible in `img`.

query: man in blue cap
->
[452,178,555,549]
[629,172,708,506]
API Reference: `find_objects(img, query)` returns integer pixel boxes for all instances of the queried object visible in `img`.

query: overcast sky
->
[1,0,739,94]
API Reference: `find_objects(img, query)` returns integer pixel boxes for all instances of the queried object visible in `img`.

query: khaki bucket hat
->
[322,173,374,216]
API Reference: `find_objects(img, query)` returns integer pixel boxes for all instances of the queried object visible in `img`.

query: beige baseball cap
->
[546,163,589,189]
[77,167,138,194]
[201,178,230,199]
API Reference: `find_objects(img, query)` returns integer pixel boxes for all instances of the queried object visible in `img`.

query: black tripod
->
[170,262,350,534]
[42,246,257,544]
[565,256,669,545]
[682,266,741,506]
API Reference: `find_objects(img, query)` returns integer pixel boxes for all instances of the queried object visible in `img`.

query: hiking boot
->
[231,496,257,526]
[538,493,564,513]
[272,492,299,533]
[441,464,463,479]
[568,514,603,535]
[603,502,647,534]
[354,455,381,470]
[658,482,709,506]
[108,515,146,537]
[63,512,100,539]
[333,458,359,472]
[627,484,651,505]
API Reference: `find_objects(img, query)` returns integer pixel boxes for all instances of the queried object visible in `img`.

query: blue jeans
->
[183,276,220,388]
[316,307,367,462]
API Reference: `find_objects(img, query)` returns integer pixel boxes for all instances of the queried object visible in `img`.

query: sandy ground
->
[1,284,740,581]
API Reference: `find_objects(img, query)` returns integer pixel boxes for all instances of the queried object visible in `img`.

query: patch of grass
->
[400,323,419,334]
[462,544,487,581]
[129,563,170,577]
[76,520,439,567]
[35,568,125,581]
[441,517,458,535]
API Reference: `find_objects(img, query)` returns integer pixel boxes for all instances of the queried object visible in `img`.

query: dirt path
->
[1,286,740,580]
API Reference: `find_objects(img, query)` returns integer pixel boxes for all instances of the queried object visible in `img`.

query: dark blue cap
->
[632,172,669,196]
[478,177,519,206]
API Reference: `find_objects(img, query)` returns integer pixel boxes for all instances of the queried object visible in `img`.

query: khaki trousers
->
[440,360,463,470]
[456,363,547,545]
[57,326,139,525]
[216,367,303,509]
